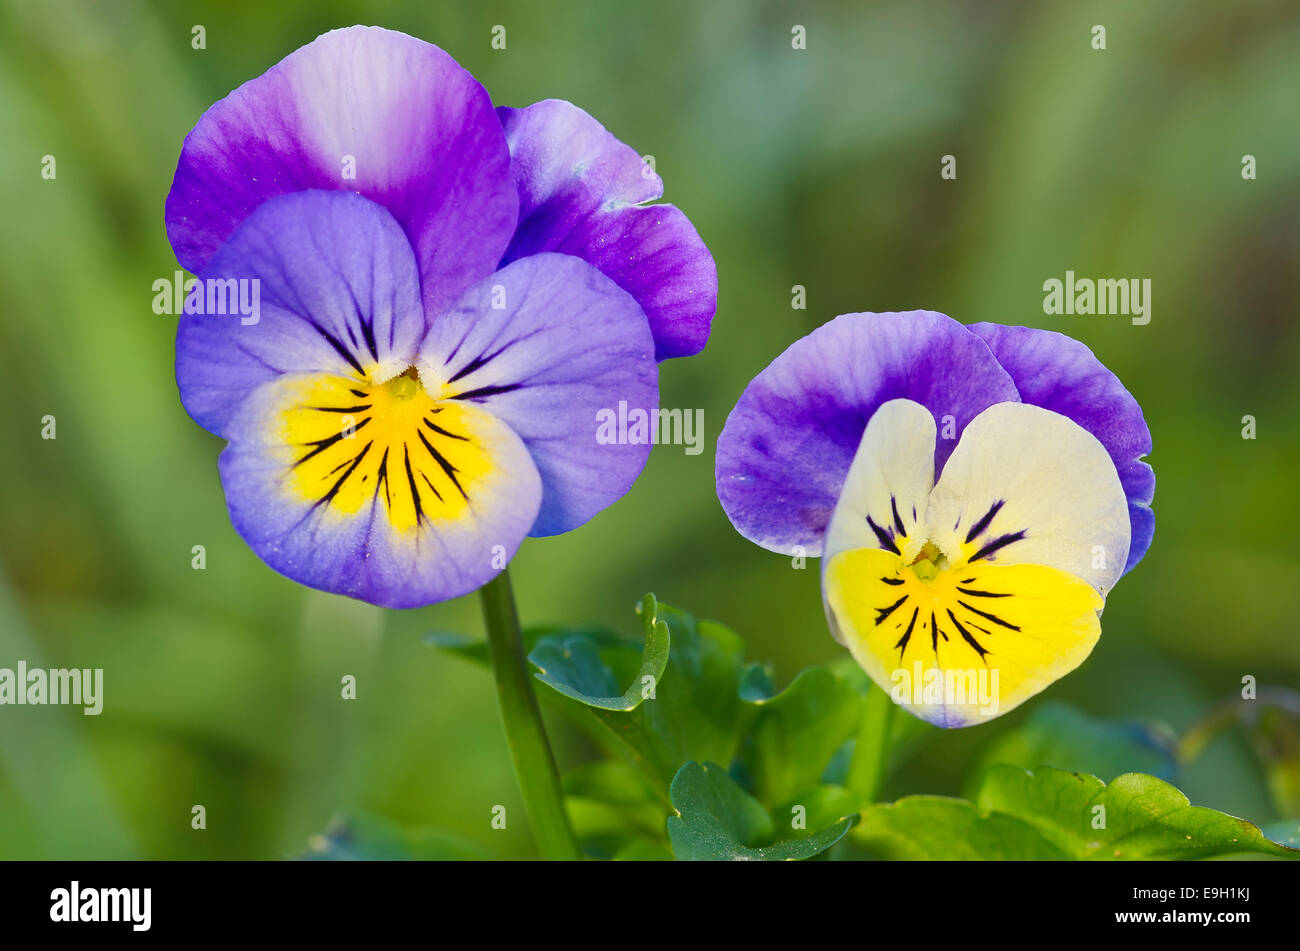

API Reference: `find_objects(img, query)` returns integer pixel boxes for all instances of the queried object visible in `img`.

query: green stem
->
[848,683,897,803]
[479,567,581,860]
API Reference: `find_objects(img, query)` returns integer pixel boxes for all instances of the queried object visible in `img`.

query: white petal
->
[823,399,937,563]
[821,400,936,643]
[927,402,1129,595]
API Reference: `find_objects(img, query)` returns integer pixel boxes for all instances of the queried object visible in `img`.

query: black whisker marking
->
[312,441,371,510]
[891,496,907,535]
[423,418,469,441]
[420,471,444,503]
[865,515,900,555]
[964,499,1005,543]
[956,586,1012,598]
[403,445,425,523]
[881,576,905,586]
[306,404,371,414]
[417,429,468,500]
[306,319,365,375]
[294,418,371,468]
[447,351,498,383]
[358,314,380,363]
[947,608,989,660]
[375,448,392,508]
[447,383,523,401]
[969,530,1027,563]
[896,607,919,653]
[958,600,1021,631]
[875,595,908,626]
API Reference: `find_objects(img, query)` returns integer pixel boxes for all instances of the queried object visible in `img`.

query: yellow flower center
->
[384,365,423,401]
[274,366,498,532]
[907,540,949,582]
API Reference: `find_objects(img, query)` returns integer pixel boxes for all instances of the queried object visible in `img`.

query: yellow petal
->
[824,547,1102,727]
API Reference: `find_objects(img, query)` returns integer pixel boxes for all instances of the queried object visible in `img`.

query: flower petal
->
[176,191,425,437]
[968,323,1154,574]
[418,252,659,536]
[497,100,716,360]
[928,402,1130,597]
[716,312,1019,556]
[822,399,936,568]
[824,548,1102,727]
[166,25,517,317]
[820,399,1112,725]
[218,370,542,609]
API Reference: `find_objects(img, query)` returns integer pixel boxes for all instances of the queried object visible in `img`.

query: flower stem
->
[848,682,897,803]
[478,567,581,860]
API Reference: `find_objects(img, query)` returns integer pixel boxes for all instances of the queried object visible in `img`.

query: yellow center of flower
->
[828,517,1101,669]
[384,365,423,401]
[907,540,948,581]
[825,524,1103,709]
[274,367,497,531]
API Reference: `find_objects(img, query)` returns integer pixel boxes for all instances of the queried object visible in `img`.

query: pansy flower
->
[716,311,1153,726]
[165,26,716,608]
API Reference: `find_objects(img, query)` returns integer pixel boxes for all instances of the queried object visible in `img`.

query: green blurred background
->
[1,0,1297,858]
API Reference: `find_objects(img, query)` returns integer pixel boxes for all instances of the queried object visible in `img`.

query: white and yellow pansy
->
[716,311,1154,726]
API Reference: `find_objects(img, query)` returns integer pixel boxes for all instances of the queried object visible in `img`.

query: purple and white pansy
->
[166,26,716,608]
[716,311,1153,726]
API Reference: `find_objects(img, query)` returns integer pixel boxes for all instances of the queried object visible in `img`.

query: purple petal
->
[166,25,517,317]
[497,100,716,361]
[968,323,1154,574]
[218,372,542,609]
[716,311,1019,556]
[176,190,425,437]
[419,252,659,536]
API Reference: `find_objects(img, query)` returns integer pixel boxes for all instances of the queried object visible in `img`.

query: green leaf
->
[855,766,1300,860]
[563,759,669,853]
[641,604,751,769]
[738,662,776,702]
[855,796,1069,860]
[565,798,663,860]
[770,784,863,839]
[966,701,1178,797]
[667,762,854,861]
[432,615,677,791]
[530,594,670,711]
[563,758,662,807]
[745,667,863,805]
[527,596,753,791]
[427,623,628,668]
[976,765,1300,860]
[301,811,490,861]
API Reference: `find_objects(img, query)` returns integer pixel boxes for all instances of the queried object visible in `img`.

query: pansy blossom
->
[716,311,1153,726]
[165,27,716,607]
